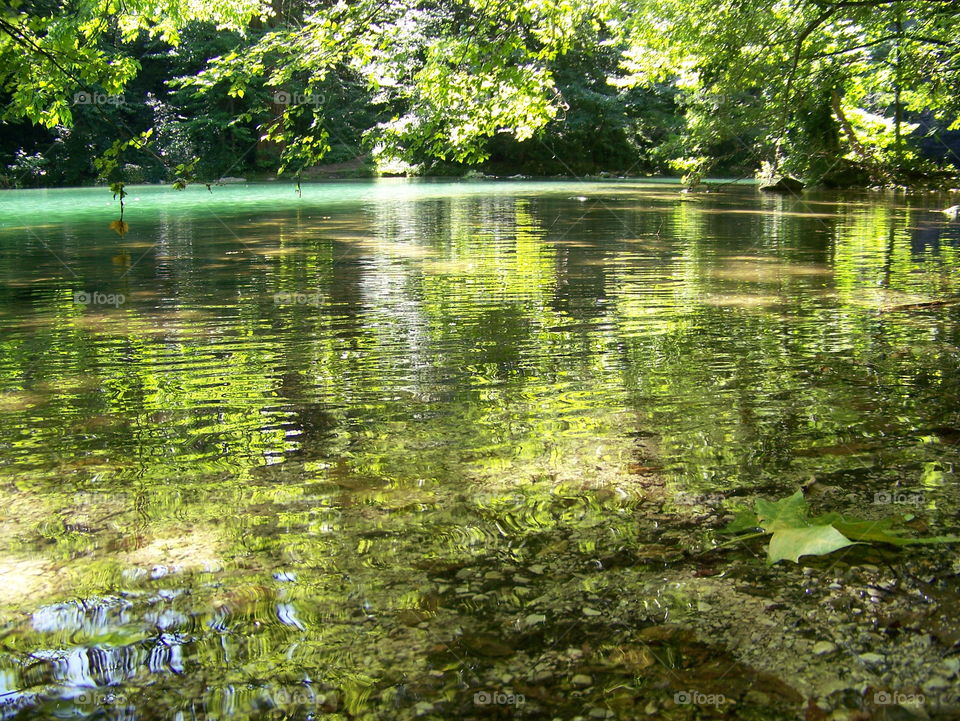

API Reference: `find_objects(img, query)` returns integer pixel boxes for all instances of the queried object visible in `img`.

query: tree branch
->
[773,6,837,167]
[804,33,955,59]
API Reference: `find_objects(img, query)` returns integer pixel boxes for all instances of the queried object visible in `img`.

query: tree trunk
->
[831,91,870,162]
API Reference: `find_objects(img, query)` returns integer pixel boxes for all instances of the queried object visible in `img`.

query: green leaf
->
[719,489,960,563]
[721,508,760,534]
[109,181,126,200]
[756,489,809,530]
[767,525,856,564]
[813,513,909,544]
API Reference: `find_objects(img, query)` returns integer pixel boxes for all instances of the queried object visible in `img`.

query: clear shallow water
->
[0,179,959,719]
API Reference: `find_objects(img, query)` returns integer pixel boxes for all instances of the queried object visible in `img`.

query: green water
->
[0,179,959,719]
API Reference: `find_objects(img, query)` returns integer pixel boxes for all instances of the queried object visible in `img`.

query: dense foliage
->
[2,0,960,187]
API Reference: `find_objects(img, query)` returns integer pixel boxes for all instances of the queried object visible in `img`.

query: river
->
[0,179,958,719]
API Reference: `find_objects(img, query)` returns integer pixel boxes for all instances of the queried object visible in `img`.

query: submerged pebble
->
[812,641,837,656]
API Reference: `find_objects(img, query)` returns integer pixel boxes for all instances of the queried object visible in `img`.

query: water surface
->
[1,179,959,719]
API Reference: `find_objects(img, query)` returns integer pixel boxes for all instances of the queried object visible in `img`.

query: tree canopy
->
[2,0,959,187]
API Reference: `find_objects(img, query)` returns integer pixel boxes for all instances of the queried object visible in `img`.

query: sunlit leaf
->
[767,525,856,564]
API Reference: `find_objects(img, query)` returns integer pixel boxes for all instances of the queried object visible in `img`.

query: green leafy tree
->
[614,0,960,185]
[178,0,616,174]
[4,0,960,186]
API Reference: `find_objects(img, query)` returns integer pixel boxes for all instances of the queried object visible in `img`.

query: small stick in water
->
[881,297,960,311]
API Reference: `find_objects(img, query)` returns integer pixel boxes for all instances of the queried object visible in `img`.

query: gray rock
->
[859,652,884,665]
[588,708,613,719]
[744,690,770,705]
[813,641,837,656]
[938,657,960,677]
[923,676,950,692]
[572,674,592,687]
[760,175,805,193]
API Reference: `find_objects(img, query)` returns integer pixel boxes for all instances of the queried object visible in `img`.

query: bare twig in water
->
[881,297,960,312]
